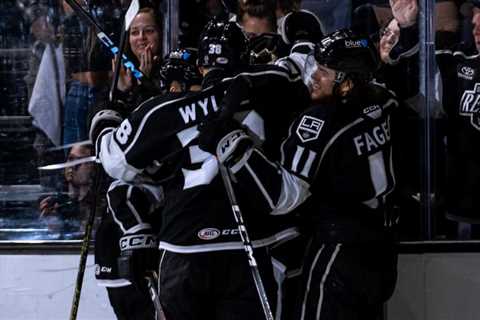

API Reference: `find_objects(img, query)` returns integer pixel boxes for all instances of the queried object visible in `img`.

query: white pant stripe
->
[157,250,167,300]
[316,244,342,320]
[300,244,325,320]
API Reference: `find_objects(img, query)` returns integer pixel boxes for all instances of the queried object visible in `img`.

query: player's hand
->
[390,0,418,27]
[198,117,253,165]
[117,231,159,287]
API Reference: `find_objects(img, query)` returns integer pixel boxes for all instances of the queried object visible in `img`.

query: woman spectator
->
[39,143,95,239]
[115,6,164,107]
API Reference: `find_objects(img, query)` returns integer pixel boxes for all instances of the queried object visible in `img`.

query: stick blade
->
[125,0,140,30]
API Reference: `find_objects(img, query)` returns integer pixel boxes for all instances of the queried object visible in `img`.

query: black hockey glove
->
[117,231,159,288]
[198,117,254,168]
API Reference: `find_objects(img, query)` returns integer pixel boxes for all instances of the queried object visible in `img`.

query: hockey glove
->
[117,231,159,287]
[279,10,324,45]
[89,109,123,144]
[198,117,254,170]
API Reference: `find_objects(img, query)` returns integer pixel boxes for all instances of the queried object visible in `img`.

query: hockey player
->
[158,47,202,93]
[94,46,203,320]
[200,29,399,319]
[258,9,324,320]
[90,19,309,319]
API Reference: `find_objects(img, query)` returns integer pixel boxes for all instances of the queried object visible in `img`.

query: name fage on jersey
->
[353,117,391,156]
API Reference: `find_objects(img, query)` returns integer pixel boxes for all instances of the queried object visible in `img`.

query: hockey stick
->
[218,164,274,320]
[145,271,165,320]
[68,164,101,320]
[68,2,140,317]
[63,0,144,80]
[38,156,96,171]
[109,0,140,102]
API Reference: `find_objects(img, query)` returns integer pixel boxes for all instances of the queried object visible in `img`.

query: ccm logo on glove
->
[119,234,157,250]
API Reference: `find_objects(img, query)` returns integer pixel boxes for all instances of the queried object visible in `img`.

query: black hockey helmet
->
[279,9,324,45]
[198,19,249,69]
[310,29,379,81]
[159,48,202,91]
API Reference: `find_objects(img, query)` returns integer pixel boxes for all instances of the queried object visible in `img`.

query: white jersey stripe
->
[159,227,299,253]
[107,181,127,233]
[176,125,199,147]
[126,185,143,226]
[245,162,275,209]
[292,145,305,173]
[300,150,317,177]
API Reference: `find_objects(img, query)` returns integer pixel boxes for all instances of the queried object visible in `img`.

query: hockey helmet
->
[159,48,202,91]
[303,29,379,98]
[313,29,379,76]
[198,19,249,69]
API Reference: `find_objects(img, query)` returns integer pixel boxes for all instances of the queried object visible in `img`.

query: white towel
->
[28,43,65,146]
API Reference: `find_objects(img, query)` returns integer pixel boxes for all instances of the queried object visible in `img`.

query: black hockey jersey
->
[232,82,399,242]
[436,41,480,221]
[96,63,308,252]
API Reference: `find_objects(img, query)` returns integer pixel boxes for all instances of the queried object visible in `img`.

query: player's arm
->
[218,64,308,118]
[89,94,186,182]
[201,112,321,216]
[106,181,164,286]
[106,181,163,235]
[231,146,312,216]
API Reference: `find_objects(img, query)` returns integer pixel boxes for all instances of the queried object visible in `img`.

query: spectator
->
[39,143,95,239]
[26,3,65,192]
[302,0,352,33]
[24,4,57,100]
[60,0,114,145]
[238,0,277,37]
[116,6,164,104]
[237,0,288,64]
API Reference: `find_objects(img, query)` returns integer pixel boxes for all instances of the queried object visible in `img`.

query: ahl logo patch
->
[198,228,221,240]
[296,115,324,142]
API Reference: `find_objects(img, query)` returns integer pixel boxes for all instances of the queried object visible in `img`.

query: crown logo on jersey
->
[296,115,324,142]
